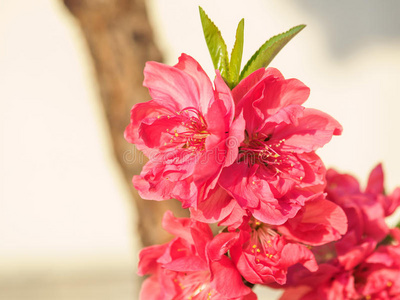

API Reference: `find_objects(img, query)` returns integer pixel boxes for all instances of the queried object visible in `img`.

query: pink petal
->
[386,187,400,216]
[336,235,377,270]
[252,68,310,115]
[237,69,310,130]
[259,104,305,129]
[236,80,266,134]
[144,55,212,112]
[124,100,172,155]
[190,186,238,223]
[218,203,248,229]
[139,114,186,150]
[300,152,326,187]
[193,96,242,195]
[210,256,252,298]
[219,163,274,209]
[212,70,235,124]
[133,172,175,202]
[190,220,213,261]
[139,275,163,300]
[164,255,207,272]
[366,163,384,195]
[326,169,361,199]
[225,111,246,167]
[274,108,343,153]
[278,195,348,245]
[277,76,310,107]
[157,238,191,265]
[162,211,192,243]
[207,232,239,261]
[138,243,169,276]
[234,67,309,119]
[280,243,318,272]
[132,152,197,203]
[230,250,264,284]
[251,193,302,225]
[174,53,214,114]
[232,68,266,105]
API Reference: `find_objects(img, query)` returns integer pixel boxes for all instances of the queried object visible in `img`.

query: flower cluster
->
[279,165,400,300]
[125,54,343,226]
[124,9,400,299]
[125,54,353,299]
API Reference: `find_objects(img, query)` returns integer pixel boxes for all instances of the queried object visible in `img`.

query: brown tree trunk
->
[62,0,187,247]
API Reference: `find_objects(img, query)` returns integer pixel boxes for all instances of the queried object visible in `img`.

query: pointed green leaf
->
[239,25,306,81]
[228,18,245,89]
[199,6,230,79]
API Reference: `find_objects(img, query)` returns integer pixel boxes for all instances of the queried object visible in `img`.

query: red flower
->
[138,211,255,300]
[229,218,318,285]
[365,164,400,217]
[280,243,400,300]
[222,193,346,286]
[218,68,342,225]
[325,165,395,253]
[277,192,348,246]
[279,165,400,300]
[125,54,244,208]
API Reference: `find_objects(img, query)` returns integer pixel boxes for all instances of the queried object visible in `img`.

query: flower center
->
[248,219,279,263]
[238,133,303,181]
[173,271,215,300]
[239,133,286,169]
[163,107,209,152]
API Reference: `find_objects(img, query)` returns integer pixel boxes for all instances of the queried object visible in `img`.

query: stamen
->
[238,133,304,181]
[161,107,210,151]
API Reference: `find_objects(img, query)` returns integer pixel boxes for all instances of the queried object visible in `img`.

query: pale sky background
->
[1,0,400,299]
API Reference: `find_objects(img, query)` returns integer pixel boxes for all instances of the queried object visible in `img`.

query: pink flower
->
[357,244,400,299]
[189,187,248,227]
[138,211,255,300]
[221,193,346,286]
[365,164,400,217]
[278,165,400,300]
[322,164,400,271]
[229,218,318,285]
[325,164,398,248]
[280,264,358,300]
[218,68,342,225]
[276,192,348,246]
[280,243,400,300]
[125,54,244,208]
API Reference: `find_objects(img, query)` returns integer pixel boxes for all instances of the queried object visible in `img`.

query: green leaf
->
[239,25,306,81]
[199,6,230,79]
[228,18,245,89]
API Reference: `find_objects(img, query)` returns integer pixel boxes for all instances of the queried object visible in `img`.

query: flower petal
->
[219,163,274,209]
[210,256,252,298]
[190,186,238,223]
[278,194,348,245]
[144,54,213,112]
[164,255,207,272]
[138,243,169,276]
[139,275,163,300]
[366,163,384,195]
[162,211,192,243]
[274,108,343,153]
[124,100,172,155]
[174,53,214,113]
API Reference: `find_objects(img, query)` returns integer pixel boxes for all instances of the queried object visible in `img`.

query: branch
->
[62,0,188,246]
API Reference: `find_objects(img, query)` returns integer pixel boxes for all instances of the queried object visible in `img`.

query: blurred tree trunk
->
[62,0,187,246]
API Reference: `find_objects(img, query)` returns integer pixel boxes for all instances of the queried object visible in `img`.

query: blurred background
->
[1,0,400,299]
